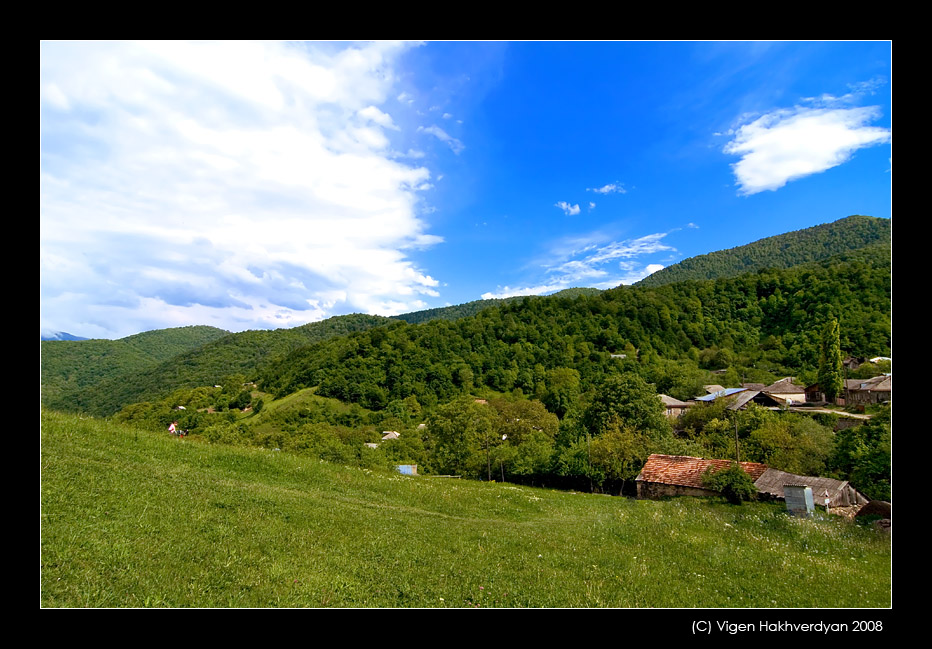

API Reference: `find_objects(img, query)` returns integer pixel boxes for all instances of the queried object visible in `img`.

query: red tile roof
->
[636,454,768,489]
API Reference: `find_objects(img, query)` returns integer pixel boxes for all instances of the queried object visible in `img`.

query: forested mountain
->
[65,314,392,417]
[260,246,890,412]
[635,215,890,288]
[41,326,230,411]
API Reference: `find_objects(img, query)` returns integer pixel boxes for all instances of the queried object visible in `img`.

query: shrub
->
[702,463,758,505]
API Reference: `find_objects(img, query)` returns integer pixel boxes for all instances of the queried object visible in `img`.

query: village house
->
[805,374,891,405]
[635,454,768,500]
[689,378,806,411]
[760,377,806,404]
[843,356,865,371]
[691,387,746,405]
[846,375,892,405]
[636,455,872,511]
[659,394,691,419]
[724,389,785,410]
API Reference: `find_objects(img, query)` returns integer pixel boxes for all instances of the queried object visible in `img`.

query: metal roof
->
[693,387,746,402]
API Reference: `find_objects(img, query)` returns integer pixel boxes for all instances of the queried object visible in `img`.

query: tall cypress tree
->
[818,318,844,402]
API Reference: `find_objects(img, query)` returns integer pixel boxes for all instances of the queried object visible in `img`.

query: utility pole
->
[735,415,740,463]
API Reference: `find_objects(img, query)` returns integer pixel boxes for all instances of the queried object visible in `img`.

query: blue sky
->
[40,41,891,340]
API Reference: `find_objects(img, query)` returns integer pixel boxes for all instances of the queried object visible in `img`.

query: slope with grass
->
[41,410,891,608]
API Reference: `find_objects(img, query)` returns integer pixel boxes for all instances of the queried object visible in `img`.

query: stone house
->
[635,454,768,500]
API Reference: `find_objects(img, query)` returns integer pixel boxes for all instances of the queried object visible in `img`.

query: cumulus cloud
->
[724,104,891,195]
[40,41,444,338]
[555,201,581,216]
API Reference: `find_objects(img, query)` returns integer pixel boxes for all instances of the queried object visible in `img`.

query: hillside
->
[71,313,392,417]
[42,217,890,419]
[40,409,891,608]
[635,215,890,288]
[260,248,890,411]
[40,326,230,411]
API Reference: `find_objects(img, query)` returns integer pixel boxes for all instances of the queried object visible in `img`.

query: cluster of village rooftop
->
[377,359,891,517]
[659,369,891,419]
[650,359,889,514]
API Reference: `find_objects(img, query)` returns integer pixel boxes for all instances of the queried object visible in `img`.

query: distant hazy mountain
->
[635,215,890,289]
[41,331,89,341]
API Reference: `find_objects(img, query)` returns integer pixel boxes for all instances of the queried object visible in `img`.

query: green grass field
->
[40,409,891,608]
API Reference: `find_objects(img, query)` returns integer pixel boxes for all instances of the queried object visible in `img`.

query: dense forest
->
[260,245,890,410]
[40,325,230,410]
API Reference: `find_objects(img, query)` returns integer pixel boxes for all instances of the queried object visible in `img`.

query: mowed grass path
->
[40,410,891,608]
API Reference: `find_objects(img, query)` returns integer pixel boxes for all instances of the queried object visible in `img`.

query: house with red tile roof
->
[635,454,768,500]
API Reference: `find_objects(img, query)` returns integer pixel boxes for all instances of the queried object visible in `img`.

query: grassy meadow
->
[40,409,891,608]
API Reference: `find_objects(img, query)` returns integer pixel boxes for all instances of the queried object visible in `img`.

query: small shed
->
[396,464,418,475]
[753,468,869,508]
[381,431,400,441]
[635,454,768,500]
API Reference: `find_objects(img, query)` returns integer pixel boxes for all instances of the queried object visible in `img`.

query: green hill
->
[635,215,891,288]
[40,409,891,608]
[72,313,392,417]
[41,326,230,411]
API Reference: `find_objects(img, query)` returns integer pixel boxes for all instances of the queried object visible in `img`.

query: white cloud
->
[40,41,444,339]
[724,105,891,195]
[587,182,625,195]
[480,231,677,299]
[417,125,464,154]
[358,105,400,130]
[481,284,566,300]
[555,201,581,216]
